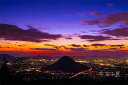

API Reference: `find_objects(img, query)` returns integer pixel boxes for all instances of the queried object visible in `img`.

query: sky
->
[0,0,128,59]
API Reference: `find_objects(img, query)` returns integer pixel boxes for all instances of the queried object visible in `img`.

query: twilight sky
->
[0,0,128,59]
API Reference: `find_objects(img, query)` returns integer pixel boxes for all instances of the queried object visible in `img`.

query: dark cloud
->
[110,45,124,47]
[71,44,81,47]
[60,45,68,49]
[91,12,101,16]
[82,13,128,27]
[81,20,101,25]
[104,13,128,26]
[0,24,63,42]
[83,45,88,47]
[109,45,125,48]
[102,27,128,37]
[69,48,86,51]
[44,44,55,46]
[108,48,118,50]
[65,37,72,39]
[79,35,120,42]
[91,43,106,46]
[31,48,56,51]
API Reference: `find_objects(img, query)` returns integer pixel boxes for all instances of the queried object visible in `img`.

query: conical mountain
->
[44,56,90,73]
[54,56,75,64]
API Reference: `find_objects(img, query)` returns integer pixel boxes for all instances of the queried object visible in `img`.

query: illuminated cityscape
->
[0,54,128,85]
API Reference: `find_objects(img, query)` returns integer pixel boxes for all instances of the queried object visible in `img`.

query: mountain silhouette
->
[0,54,15,62]
[44,56,90,73]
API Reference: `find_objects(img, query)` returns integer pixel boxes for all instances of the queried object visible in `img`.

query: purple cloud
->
[65,37,72,39]
[91,43,106,46]
[109,45,125,49]
[91,12,101,16]
[71,44,81,47]
[0,24,63,42]
[83,45,88,47]
[69,48,86,51]
[81,20,101,25]
[102,27,128,37]
[82,13,128,27]
[104,13,128,26]
[31,48,56,51]
[44,44,60,49]
[79,35,120,42]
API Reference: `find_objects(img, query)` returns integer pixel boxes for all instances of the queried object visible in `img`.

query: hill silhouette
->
[44,56,90,73]
[0,54,15,62]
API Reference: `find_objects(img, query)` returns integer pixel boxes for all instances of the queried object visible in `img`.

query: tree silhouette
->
[0,58,12,84]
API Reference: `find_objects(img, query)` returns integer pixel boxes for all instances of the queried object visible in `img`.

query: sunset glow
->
[0,0,128,59]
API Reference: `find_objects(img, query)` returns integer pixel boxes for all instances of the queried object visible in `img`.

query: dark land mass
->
[0,76,128,85]
[0,54,15,62]
[43,56,90,73]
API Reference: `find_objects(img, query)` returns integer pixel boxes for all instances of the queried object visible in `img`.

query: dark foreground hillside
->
[1,76,128,85]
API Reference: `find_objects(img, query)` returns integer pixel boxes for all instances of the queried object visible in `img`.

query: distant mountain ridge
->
[44,56,90,73]
[0,54,15,62]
